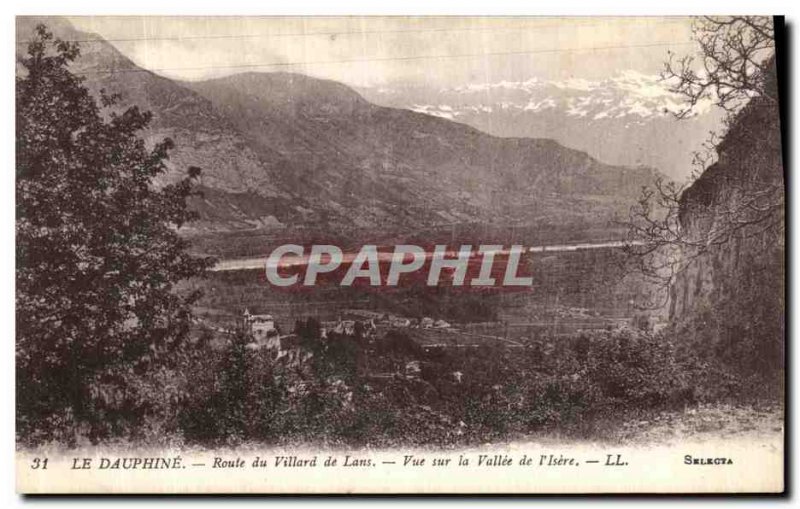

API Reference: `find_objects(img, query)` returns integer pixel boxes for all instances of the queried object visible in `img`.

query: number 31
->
[30,458,48,470]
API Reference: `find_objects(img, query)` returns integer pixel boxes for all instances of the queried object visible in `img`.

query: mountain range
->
[359,73,723,180]
[17,17,664,238]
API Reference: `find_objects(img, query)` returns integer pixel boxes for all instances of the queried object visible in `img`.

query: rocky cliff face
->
[669,62,784,379]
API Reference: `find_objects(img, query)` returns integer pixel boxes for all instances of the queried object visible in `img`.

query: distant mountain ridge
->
[359,73,723,180]
[17,17,663,236]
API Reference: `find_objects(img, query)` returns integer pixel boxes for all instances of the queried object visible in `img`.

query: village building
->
[243,308,278,345]
[323,317,378,339]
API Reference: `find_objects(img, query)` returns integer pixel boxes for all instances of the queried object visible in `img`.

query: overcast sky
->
[67,16,698,88]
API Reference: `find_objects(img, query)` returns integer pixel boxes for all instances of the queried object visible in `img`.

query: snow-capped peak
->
[371,70,716,122]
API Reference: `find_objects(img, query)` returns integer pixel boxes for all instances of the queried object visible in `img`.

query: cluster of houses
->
[337,309,452,330]
[323,318,378,338]
[236,308,470,383]
[240,308,452,356]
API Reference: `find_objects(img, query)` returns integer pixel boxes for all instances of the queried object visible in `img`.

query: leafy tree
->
[16,25,213,443]
[217,330,250,442]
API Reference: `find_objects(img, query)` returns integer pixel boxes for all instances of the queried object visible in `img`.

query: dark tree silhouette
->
[16,25,213,442]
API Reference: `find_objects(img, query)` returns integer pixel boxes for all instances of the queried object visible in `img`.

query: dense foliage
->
[16,26,212,444]
[136,324,709,449]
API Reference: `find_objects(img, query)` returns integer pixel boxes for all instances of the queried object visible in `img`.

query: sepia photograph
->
[12,12,786,494]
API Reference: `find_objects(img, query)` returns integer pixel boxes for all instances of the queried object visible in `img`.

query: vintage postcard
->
[15,15,785,494]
